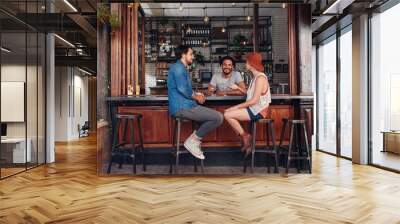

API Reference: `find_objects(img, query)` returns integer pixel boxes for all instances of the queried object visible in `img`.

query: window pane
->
[371,3,400,171]
[318,36,337,154]
[1,31,28,177]
[340,28,352,158]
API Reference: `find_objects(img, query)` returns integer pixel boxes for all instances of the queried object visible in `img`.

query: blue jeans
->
[175,106,223,138]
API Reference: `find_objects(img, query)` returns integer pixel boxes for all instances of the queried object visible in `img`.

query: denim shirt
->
[167,60,197,116]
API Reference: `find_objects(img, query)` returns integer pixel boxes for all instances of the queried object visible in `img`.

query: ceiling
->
[0,0,97,73]
[141,3,287,17]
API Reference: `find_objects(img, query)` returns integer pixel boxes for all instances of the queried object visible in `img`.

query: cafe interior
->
[98,2,313,174]
[1,0,400,222]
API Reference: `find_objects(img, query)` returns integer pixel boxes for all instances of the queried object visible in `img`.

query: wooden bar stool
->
[244,119,279,174]
[282,119,311,174]
[170,117,204,174]
[107,113,145,174]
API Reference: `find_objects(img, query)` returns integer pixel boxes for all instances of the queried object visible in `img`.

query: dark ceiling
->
[0,0,97,73]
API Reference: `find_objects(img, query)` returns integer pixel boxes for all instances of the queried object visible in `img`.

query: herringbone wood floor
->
[1,135,400,224]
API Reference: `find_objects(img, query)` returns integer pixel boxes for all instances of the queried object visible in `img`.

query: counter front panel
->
[108,95,312,148]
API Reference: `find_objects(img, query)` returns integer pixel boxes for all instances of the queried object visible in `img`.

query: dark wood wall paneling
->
[288,5,298,96]
[111,3,144,96]
[288,4,313,139]
[88,77,97,132]
[97,5,111,172]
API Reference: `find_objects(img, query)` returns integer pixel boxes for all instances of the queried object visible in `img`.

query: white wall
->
[1,65,40,137]
[1,63,46,164]
[54,67,89,141]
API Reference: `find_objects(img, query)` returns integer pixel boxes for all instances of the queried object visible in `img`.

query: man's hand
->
[193,92,206,104]
[229,84,239,90]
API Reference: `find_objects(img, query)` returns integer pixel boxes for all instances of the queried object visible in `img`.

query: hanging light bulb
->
[232,3,236,6]
[246,4,251,21]
[221,6,226,33]
[282,3,287,9]
[179,3,183,11]
[203,7,209,23]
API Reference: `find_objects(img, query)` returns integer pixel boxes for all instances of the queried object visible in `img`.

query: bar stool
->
[280,119,311,174]
[170,117,204,174]
[243,119,279,174]
[107,113,145,174]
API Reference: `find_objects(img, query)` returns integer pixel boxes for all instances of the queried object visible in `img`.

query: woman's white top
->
[246,73,271,115]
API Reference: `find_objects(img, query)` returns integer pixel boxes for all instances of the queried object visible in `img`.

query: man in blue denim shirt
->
[168,45,223,160]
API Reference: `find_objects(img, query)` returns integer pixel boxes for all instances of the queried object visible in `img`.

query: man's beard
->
[223,69,231,75]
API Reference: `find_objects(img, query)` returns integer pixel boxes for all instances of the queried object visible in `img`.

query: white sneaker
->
[184,134,205,160]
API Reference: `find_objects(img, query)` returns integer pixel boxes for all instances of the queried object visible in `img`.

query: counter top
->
[107,95,313,102]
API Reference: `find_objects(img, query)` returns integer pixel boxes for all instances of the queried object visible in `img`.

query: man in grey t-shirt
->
[207,56,246,96]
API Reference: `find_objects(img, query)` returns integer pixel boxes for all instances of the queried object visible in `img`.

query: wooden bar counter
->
[107,95,314,149]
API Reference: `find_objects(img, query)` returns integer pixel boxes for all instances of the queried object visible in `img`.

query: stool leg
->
[170,121,177,174]
[270,121,279,173]
[251,122,257,174]
[302,123,312,174]
[108,119,121,173]
[266,123,271,173]
[118,119,129,169]
[137,117,146,172]
[129,120,136,174]
[200,159,204,174]
[107,154,114,174]
[286,123,294,174]
[279,119,288,148]
[175,121,181,174]
[294,125,300,173]
[194,158,198,173]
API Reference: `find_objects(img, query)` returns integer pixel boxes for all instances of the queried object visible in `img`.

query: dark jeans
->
[175,106,223,138]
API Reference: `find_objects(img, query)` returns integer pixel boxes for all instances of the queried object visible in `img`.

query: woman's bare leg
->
[224,109,250,135]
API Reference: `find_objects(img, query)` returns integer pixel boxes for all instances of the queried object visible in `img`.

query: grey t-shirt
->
[209,71,244,91]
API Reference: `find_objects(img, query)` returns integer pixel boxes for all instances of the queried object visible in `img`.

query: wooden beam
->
[288,5,298,95]
[133,3,139,91]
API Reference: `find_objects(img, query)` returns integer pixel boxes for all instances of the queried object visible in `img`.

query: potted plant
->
[109,13,121,30]
[97,4,121,34]
[97,4,110,24]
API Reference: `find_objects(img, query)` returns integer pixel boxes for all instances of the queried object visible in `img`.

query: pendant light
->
[186,8,192,34]
[246,4,251,21]
[179,3,183,11]
[221,6,226,33]
[232,3,236,6]
[203,7,209,23]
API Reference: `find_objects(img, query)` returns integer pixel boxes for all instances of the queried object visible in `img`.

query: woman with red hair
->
[224,52,271,156]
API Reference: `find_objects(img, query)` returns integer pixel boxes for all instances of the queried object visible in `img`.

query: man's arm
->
[207,75,217,95]
[225,81,247,96]
[174,68,205,103]
[174,68,194,100]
